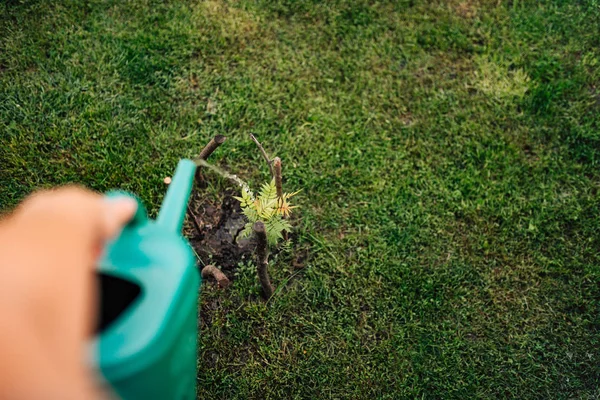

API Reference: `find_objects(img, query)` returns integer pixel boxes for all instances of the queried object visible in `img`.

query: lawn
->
[1,0,600,398]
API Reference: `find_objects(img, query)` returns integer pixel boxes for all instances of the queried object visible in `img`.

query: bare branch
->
[198,135,226,160]
[272,157,288,240]
[273,157,283,199]
[201,265,231,288]
[249,133,274,176]
[253,221,274,299]
[195,135,226,182]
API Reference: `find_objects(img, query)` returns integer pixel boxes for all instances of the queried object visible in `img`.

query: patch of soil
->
[186,189,255,277]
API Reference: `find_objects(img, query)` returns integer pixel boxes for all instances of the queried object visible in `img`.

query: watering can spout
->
[157,159,197,233]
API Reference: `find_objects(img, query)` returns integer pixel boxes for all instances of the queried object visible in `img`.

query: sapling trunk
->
[201,265,231,288]
[253,221,274,299]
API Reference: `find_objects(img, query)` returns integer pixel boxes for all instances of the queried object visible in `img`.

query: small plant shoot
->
[234,179,299,246]
[192,134,298,299]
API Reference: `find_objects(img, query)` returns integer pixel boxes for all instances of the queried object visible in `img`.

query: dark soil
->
[186,189,255,278]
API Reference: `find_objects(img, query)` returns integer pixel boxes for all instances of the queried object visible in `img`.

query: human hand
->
[0,187,136,399]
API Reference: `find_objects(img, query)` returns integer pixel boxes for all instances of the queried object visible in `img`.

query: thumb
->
[101,197,138,240]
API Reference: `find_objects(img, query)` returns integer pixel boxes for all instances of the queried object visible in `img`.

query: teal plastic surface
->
[93,159,199,399]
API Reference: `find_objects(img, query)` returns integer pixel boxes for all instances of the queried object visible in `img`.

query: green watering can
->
[91,159,200,399]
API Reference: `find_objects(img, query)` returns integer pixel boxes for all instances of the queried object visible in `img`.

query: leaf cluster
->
[234,179,299,246]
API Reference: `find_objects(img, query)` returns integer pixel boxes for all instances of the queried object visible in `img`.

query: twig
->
[249,133,274,176]
[253,221,274,299]
[195,135,227,182]
[272,157,288,240]
[201,265,231,288]
[273,157,283,199]
[198,135,227,160]
[187,205,202,236]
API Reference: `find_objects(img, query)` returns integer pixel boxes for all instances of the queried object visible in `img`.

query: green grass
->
[2,0,600,398]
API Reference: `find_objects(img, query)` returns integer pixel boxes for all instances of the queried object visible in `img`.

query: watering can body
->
[92,159,200,399]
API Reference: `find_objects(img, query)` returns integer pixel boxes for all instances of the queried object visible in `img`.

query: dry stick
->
[253,221,275,299]
[198,134,227,160]
[201,265,231,288]
[273,157,288,240]
[273,157,283,198]
[185,135,227,235]
[249,133,274,176]
[195,135,227,181]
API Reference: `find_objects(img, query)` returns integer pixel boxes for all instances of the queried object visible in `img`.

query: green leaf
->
[259,199,276,219]
[266,230,282,246]
[243,207,259,223]
[235,188,255,208]
[242,188,254,202]
[259,179,278,203]
[281,219,292,232]
[234,188,254,207]
[235,178,295,248]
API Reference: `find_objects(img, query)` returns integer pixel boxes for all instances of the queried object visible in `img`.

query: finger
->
[15,187,136,244]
